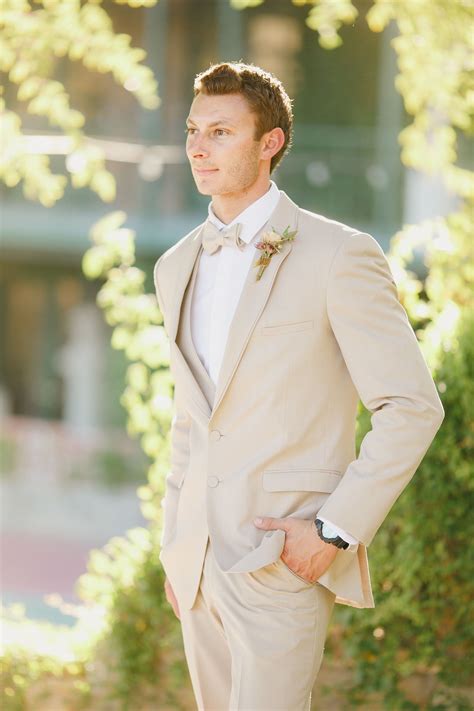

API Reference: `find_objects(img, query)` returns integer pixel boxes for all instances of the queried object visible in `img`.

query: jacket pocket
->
[262,468,341,493]
[261,319,314,335]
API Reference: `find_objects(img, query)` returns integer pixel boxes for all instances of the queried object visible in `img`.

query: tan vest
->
[175,245,216,412]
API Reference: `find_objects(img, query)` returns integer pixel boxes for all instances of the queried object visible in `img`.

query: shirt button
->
[210,429,222,441]
[207,476,220,488]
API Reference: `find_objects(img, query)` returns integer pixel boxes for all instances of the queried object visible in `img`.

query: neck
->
[211,175,272,225]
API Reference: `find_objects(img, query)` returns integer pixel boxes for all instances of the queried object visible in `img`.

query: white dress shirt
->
[190,180,358,548]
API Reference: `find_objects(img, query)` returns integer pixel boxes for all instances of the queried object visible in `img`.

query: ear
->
[260,127,285,162]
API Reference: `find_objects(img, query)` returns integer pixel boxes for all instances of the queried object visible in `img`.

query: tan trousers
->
[179,538,336,711]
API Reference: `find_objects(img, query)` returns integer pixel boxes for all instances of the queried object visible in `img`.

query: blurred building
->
[1,0,410,429]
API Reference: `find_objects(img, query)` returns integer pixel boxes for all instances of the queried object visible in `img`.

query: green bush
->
[334,307,474,709]
[0,603,93,711]
[1,530,187,711]
[76,527,187,710]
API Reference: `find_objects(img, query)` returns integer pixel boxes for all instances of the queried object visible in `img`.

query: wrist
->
[314,518,350,550]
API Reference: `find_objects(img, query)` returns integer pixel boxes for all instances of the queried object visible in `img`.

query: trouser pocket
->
[277,557,316,587]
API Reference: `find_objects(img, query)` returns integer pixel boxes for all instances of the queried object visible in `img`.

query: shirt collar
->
[207,180,281,245]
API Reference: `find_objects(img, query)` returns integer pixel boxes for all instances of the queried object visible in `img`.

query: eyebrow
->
[186,117,236,128]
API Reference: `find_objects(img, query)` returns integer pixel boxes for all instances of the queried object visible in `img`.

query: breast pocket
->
[261,319,314,336]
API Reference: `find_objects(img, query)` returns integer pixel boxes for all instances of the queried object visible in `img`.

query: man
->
[153,62,444,710]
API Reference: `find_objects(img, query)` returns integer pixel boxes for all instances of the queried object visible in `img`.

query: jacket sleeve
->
[317,232,444,546]
[153,257,191,549]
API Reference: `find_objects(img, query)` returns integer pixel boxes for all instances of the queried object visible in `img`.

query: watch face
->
[322,522,339,540]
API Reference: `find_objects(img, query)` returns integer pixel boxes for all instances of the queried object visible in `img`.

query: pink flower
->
[253,225,297,281]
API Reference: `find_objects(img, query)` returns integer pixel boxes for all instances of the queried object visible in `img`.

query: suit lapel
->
[212,192,299,417]
[167,226,204,345]
[166,224,213,422]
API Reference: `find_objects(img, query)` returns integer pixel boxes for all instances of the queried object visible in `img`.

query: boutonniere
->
[253,226,297,281]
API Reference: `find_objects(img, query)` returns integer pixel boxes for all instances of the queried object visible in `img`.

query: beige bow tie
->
[201,220,245,255]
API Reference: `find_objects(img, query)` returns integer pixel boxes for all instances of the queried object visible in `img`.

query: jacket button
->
[207,476,219,487]
[210,429,222,441]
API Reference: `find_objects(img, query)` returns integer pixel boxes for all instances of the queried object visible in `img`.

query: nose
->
[187,133,210,160]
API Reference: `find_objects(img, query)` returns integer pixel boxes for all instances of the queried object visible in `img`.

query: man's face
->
[185,92,264,197]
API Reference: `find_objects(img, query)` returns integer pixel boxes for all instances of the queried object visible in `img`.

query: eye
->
[213,129,228,136]
[185,127,197,135]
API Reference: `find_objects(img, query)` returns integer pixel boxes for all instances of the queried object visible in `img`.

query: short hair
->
[193,62,293,173]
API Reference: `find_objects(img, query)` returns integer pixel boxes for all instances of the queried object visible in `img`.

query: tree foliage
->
[0,0,159,205]
[82,210,172,528]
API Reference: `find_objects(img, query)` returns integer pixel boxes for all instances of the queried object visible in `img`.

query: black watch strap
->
[314,518,349,550]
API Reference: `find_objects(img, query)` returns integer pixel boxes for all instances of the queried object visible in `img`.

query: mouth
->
[194,167,219,176]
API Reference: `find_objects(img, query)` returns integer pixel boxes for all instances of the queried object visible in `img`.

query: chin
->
[194,183,213,196]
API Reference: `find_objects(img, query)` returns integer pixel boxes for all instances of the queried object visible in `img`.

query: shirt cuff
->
[317,516,359,546]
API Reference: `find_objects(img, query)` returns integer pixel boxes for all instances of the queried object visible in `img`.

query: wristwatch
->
[314,518,349,550]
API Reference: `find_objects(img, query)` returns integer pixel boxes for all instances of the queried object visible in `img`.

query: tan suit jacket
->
[153,191,444,610]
